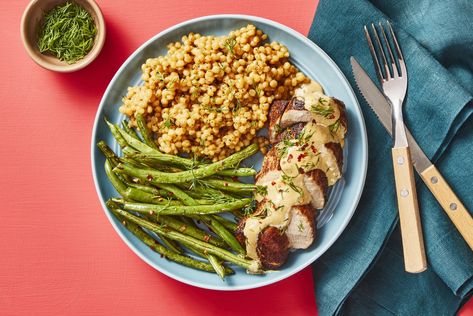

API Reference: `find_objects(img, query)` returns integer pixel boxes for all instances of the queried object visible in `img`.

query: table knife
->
[351,56,473,251]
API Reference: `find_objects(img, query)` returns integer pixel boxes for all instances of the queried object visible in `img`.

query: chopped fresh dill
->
[203,191,235,204]
[311,98,334,117]
[224,37,237,55]
[187,156,200,190]
[297,129,314,145]
[242,199,257,216]
[277,139,294,159]
[269,201,284,213]
[163,118,174,128]
[37,1,97,64]
[303,161,317,171]
[232,99,241,114]
[166,78,177,90]
[281,173,303,196]
[254,85,262,97]
[203,104,223,113]
[329,119,341,133]
[154,71,165,81]
[256,185,268,196]
[273,123,283,134]
[297,220,305,232]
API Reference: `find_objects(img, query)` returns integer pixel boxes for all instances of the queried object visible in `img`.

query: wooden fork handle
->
[420,165,473,251]
[392,146,428,273]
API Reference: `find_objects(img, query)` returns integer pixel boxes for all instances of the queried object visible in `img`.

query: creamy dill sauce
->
[279,122,341,185]
[244,81,346,260]
[245,173,310,259]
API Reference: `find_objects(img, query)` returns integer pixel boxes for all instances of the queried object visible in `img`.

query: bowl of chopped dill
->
[21,0,106,72]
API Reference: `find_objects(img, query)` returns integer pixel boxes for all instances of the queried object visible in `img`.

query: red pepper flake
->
[301,144,308,150]
[297,153,307,162]
[311,145,317,153]
[147,174,154,181]
[288,154,293,162]
[328,114,335,119]
[271,181,276,186]
[224,182,229,187]
[203,235,211,242]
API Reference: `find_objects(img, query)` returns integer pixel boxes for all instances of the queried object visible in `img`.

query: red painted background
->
[1,1,471,315]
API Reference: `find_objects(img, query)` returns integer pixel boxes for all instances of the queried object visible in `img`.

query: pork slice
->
[257,226,290,269]
[278,98,312,129]
[333,98,348,132]
[255,146,280,183]
[325,142,343,173]
[268,100,289,143]
[236,203,318,264]
[279,110,312,130]
[269,100,289,127]
[303,169,328,209]
[286,204,317,249]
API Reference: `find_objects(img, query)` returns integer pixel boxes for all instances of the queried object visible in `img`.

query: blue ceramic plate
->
[91,15,368,290]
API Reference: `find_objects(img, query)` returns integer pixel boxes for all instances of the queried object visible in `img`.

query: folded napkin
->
[308,0,473,315]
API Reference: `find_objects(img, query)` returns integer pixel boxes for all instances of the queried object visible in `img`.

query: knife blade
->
[351,56,473,251]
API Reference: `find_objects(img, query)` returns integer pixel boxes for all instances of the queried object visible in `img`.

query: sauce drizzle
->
[244,81,347,260]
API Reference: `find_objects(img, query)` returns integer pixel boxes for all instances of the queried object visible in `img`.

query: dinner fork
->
[364,22,427,273]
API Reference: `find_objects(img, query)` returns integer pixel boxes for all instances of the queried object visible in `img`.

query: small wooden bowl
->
[20,0,106,72]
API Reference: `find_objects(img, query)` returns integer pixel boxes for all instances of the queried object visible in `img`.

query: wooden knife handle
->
[392,147,428,273]
[420,165,473,251]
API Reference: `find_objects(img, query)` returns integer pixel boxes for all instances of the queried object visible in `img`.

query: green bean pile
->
[98,114,262,279]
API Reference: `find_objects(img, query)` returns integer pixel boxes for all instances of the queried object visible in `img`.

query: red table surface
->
[1,1,472,315]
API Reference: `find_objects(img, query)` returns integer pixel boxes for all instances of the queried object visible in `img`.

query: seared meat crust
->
[268,100,289,143]
[255,146,281,182]
[256,226,290,269]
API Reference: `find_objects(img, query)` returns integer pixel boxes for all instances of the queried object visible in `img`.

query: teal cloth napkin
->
[308,0,473,315]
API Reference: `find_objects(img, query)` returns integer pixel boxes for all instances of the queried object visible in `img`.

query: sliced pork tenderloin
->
[285,204,317,249]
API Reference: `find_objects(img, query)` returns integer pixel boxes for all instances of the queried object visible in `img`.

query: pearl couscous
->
[119,24,309,161]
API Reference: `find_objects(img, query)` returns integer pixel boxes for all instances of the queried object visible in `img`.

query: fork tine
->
[387,21,404,60]
[379,22,399,78]
[387,21,406,76]
[371,23,391,80]
[364,25,384,83]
